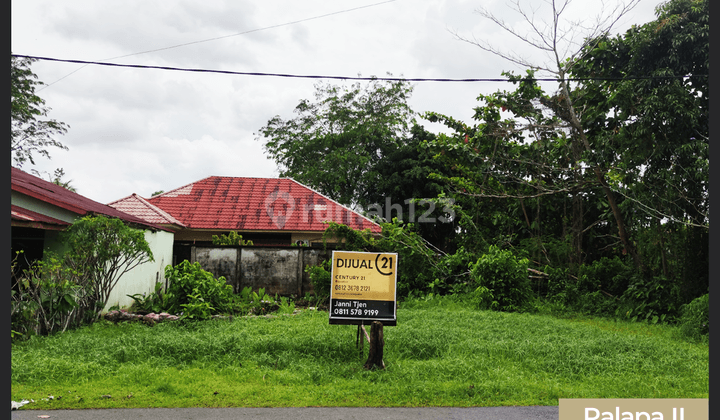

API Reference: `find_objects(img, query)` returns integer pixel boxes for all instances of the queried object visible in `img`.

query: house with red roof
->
[11,167,175,311]
[109,175,382,264]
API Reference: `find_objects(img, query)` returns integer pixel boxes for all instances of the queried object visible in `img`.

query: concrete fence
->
[190,246,332,297]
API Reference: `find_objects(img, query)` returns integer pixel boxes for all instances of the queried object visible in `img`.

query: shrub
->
[469,245,532,312]
[577,257,633,297]
[677,293,709,341]
[620,272,681,324]
[237,286,277,315]
[211,231,253,246]
[531,265,575,315]
[562,257,634,318]
[164,261,235,316]
[430,246,476,295]
[322,220,439,298]
[375,220,437,297]
[11,253,83,340]
[11,215,153,339]
[305,259,331,304]
[127,281,169,314]
[62,215,154,314]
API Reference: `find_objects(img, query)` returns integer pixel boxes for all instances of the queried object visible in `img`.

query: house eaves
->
[11,204,70,230]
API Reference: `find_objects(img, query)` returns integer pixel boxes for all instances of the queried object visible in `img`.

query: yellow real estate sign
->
[329,250,398,325]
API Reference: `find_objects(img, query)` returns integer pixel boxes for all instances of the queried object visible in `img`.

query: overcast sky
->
[12,0,660,204]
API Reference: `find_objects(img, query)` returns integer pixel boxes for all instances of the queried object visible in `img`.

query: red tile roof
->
[108,193,186,228]
[147,176,381,233]
[11,167,165,231]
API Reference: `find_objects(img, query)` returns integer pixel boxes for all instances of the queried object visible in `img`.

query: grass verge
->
[11,298,708,409]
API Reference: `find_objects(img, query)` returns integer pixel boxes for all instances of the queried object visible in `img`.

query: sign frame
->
[328,250,398,326]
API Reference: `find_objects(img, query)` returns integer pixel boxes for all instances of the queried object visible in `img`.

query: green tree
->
[62,215,154,318]
[426,0,708,319]
[257,76,415,207]
[364,124,458,252]
[570,0,709,299]
[424,71,587,264]
[572,0,709,228]
[450,0,644,268]
[11,55,69,168]
[258,78,460,251]
[31,168,77,192]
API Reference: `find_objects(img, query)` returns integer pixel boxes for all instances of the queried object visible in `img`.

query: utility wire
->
[106,0,398,61]
[34,0,397,91]
[13,54,707,83]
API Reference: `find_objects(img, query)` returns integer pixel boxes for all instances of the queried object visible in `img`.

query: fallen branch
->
[527,268,549,277]
[599,289,619,300]
[360,324,370,343]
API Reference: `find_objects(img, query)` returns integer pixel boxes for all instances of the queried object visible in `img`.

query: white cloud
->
[12,0,660,204]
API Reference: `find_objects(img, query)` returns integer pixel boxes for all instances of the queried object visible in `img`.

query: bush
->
[376,221,437,297]
[469,245,532,312]
[62,215,154,313]
[164,261,235,317]
[561,257,634,318]
[127,281,170,314]
[620,273,681,324]
[11,214,152,339]
[129,264,290,319]
[322,220,440,298]
[677,293,709,341]
[531,265,575,315]
[577,256,633,297]
[11,253,84,340]
[305,259,331,304]
[211,231,253,246]
[430,246,476,295]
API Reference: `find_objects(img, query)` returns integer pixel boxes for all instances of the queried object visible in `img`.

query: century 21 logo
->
[375,254,394,276]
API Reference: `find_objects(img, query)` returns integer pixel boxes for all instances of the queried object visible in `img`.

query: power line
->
[105,0,398,61]
[34,0,398,91]
[13,54,707,83]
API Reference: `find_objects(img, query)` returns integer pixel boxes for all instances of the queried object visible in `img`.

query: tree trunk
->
[363,321,385,370]
[591,166,641,268]
[570,136,584,266]
[558,78,642,269]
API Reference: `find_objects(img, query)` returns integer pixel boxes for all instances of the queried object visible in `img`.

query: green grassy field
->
[11,298,708,409]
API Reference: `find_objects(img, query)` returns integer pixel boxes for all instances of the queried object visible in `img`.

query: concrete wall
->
[191,246,331,297]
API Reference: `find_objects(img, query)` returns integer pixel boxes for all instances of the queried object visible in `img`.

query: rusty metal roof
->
[147,176,381,233]
[11,167,166,231]
[11,204,70,230]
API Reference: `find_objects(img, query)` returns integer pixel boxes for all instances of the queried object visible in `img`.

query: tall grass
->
[11,297,708,409]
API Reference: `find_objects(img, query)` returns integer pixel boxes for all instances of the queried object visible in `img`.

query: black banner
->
[328,298,396,326]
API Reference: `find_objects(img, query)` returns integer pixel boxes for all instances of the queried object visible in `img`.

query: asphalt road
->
[12,406,559,420]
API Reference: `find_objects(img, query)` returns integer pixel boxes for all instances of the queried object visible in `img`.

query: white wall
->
[103,229,175,312]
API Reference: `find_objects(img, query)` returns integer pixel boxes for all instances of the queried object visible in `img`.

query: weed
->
[11,298,708,409]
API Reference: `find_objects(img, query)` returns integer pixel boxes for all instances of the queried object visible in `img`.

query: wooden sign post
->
[329,250,398,369]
